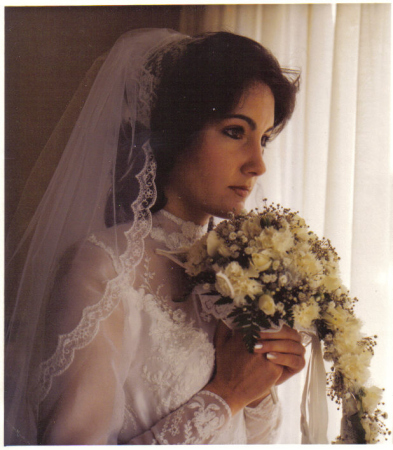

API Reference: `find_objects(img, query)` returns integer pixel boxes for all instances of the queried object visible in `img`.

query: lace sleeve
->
[37,240,135,444]
[127,390,231,445]
[244,395,282,444]
[37,238,231,445]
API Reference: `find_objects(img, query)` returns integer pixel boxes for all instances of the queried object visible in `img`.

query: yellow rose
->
[251,252,271,272]
[258,294,276,315]
[207,231,221,257]
[215,271,235,298]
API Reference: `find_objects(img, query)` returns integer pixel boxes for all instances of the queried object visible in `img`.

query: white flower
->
[293,297,320,329]
[207,231,221,257]
[251,252,271,272]
[323,303,359,332]
[206,231,232,258]
[276,302,285,313]
[258,294,276,315]
[262,273,277,283]
[271,228,294,254]
[255,229,274,251]
[293,214,306,227]
[322,274,342,292]
[241,216,262,237]
[293,225,310,241]
[332,318,363,355]
[216,261,261,307]
[361,386,383,413]
[215,271,235,299]
[295,252,322,278]
[184,236,208,276]
[338,351,371,385]
[241,235,248,244]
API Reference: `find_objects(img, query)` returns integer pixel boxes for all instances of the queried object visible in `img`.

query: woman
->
[5,28,305,444]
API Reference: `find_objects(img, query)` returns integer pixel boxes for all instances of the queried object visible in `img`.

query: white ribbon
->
[300,332,329,444]
[155,248,187,268]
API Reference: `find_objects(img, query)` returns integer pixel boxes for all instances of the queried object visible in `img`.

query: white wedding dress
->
[34,209,281,444]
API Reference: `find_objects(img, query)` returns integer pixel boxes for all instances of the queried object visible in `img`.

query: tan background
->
[5,5,205,232]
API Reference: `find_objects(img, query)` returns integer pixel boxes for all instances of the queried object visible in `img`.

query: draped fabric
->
[180,4,391,444]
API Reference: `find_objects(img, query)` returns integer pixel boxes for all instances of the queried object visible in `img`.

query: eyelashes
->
[223,126,272,148]
[223,126,245,140]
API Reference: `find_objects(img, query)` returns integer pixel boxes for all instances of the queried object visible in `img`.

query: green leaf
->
[214,296,233,305]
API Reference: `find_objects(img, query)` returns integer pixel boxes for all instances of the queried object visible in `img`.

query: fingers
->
[258,324,302,342]
[264,351,306,374]
[254,326,306,375]
[254,337,306,357]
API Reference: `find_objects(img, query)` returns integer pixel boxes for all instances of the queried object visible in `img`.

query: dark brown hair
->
[106,31,300,227]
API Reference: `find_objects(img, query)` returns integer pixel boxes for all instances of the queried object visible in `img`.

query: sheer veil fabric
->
[6,27,284,446]
[5,28,192,444]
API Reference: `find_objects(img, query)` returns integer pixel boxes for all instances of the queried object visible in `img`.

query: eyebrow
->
[222,114,274,134]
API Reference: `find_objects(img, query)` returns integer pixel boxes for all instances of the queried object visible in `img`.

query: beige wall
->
[5,6,204,231]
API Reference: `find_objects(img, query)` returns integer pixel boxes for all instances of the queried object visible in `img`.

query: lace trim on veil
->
[34,142,157,404]
[121,142,157,277]
[34,279,124,403]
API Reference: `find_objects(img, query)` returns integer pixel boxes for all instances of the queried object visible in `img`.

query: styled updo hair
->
[105,31,299,227]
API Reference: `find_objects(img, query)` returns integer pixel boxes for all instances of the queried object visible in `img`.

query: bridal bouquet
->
[181,203,388,444]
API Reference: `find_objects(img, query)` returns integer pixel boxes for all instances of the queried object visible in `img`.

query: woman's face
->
[164,82,275,225]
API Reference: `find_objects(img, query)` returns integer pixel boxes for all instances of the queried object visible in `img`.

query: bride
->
[5,28,305,445]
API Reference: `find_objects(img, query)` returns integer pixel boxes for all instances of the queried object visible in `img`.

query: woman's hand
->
[254,324,306,386]
[204,321,306,415]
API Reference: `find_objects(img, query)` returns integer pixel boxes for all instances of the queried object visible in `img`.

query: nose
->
[242,140,266,177]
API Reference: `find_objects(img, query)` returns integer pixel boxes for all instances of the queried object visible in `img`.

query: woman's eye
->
[223,126,244,140]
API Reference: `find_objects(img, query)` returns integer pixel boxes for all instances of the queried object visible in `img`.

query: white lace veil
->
[4,28,192,444]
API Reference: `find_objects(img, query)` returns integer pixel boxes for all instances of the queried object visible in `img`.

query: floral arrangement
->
[181,203,389,444]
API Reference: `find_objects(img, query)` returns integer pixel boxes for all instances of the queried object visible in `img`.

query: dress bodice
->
[36,210,281,444]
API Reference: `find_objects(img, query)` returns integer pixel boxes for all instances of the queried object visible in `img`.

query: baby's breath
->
[182,202,388,444]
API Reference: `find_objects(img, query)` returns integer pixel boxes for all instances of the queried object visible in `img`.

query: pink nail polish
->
[266,353,277,360]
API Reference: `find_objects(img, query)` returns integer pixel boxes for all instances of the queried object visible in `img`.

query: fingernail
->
[266,353,277,360]
[254,343,263,350]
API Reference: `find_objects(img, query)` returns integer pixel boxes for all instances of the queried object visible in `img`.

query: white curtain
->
[180,4,392,444]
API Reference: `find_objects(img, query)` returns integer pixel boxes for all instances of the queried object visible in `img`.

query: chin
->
[212,203,246,219]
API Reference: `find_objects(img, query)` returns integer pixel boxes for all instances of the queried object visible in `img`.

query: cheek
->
[193,154,231,192]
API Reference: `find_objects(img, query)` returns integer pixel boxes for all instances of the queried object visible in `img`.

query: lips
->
[229,186,251,198]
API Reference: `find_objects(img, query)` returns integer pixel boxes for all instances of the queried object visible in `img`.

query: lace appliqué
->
[136,256,215,418]
[155,391,231,445]
[150,210,207,251]
[244,395,282,444]
[192,284,237,328]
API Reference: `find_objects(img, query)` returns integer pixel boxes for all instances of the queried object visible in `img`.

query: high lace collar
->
[150,209,209,251]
